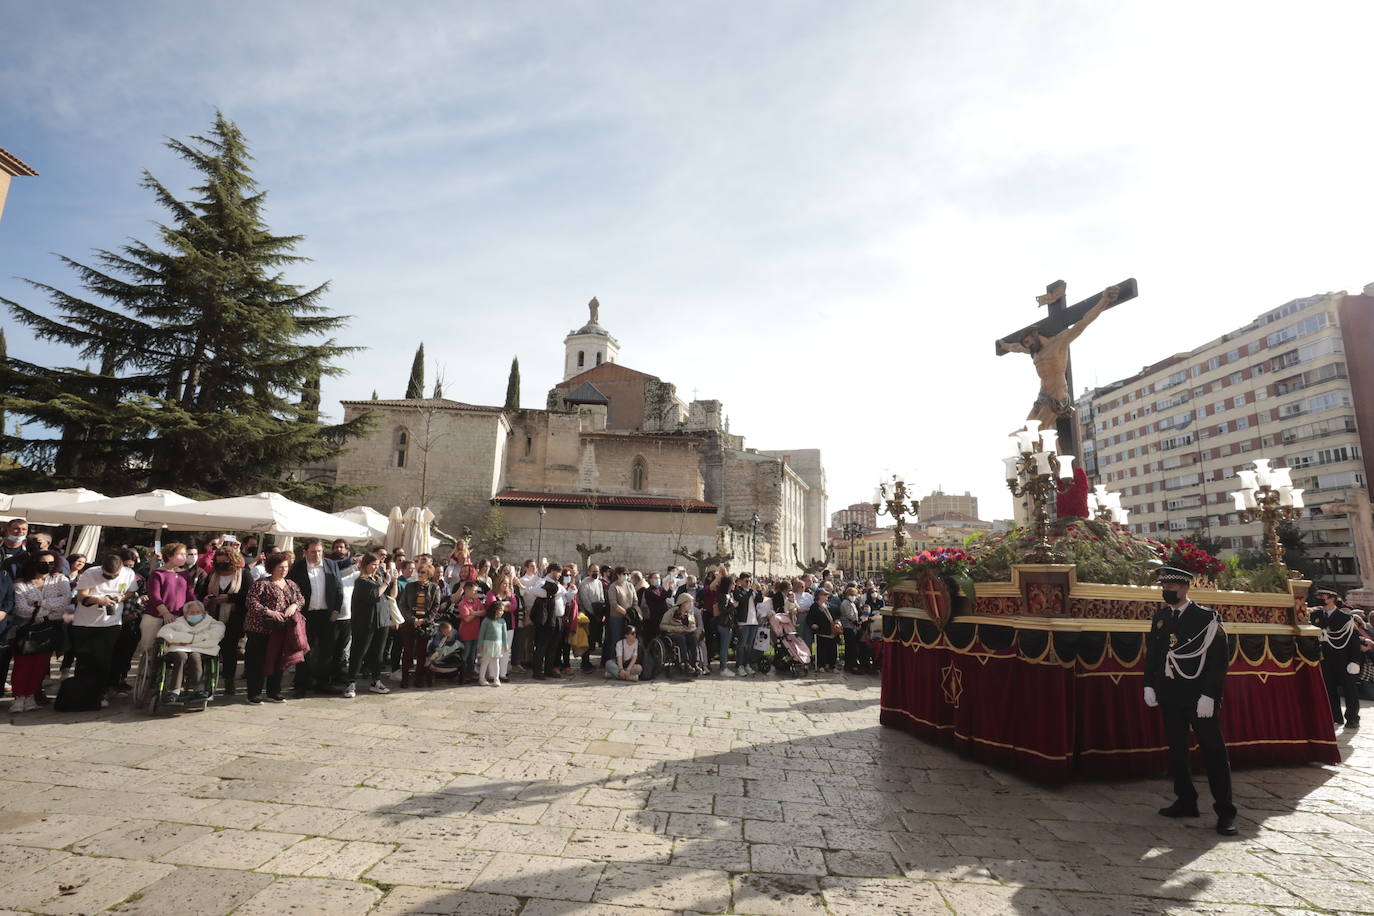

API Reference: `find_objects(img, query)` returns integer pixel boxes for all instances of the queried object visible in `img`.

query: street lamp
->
[842,522,864,578]
[1229,458,1303,573]
[536,505,546,562]
[750,511,760,577]
[873,474,920,555]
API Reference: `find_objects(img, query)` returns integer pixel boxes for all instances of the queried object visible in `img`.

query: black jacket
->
[1310,606,1364,668]
[1144,601,1229,706]
[806,600,838,639]
[287,557,344,613]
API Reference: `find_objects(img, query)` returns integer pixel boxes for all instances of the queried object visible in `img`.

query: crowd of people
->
[0,516,889,711]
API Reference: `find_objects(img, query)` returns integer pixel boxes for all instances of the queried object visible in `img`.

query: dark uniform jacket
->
[1144,600,1229,707]
[1309,606,1363,668]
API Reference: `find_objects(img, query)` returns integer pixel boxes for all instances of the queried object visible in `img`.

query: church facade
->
[331,299,827,575]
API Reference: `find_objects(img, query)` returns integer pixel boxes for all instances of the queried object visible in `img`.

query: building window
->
[524,436,533,458]
[596,352,603,365]
[393,428,409,468]
[577,351,585,368]
[631,457,647,492]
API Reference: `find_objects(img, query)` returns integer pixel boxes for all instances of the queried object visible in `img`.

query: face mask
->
[1162,589,1181,605]
[33,561,52,575]
[562,576,571,584]
[214,560,233,572]
[185,614,205,625]
[651,579,661,587]
[4,535,21,545]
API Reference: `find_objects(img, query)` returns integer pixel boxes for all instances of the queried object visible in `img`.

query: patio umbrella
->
[134,491,369,539]
[71,525,102,557]
[400,506,436,557]
[0,494,18,523]
[384,507,405,551]
[9,488,110,523]
[18,489,197,528]
[333,506,390,542]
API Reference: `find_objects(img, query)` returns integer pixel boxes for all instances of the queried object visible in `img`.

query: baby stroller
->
[769,611,812,676]
[427,633,465,681]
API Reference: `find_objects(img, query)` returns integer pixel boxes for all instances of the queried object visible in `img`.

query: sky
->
[2,0,1372,521]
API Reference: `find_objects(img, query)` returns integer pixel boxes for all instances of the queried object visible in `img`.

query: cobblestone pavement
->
[1,672,1370,915]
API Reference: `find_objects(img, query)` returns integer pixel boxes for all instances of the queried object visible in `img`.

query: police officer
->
[1143,566,1238,836]
[1310,586,1362,729]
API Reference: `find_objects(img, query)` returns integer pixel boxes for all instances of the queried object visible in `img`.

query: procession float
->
[877,277,1339,781]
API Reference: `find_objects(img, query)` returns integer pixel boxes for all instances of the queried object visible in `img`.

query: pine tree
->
[0,328,7,442]
[406,343,425,399]
[0,112,372,502]
[477,504,508,557]
[371,389,379,400]
[504,357,520,410]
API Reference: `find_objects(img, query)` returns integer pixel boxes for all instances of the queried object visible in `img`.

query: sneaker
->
[10,696,29,713]
[723,668,736,677]
[628,673,639,681]
[247,696,263,705]
[490,680,500,687]
[369,681,390,695]
[388,669,403,682]
[342,683,357,699]
[100,697,110,708]
[266,695,286,703]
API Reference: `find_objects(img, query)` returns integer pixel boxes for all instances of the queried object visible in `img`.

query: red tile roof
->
[492,490,717,513]
[557,362,660,388]
[340,397,502,413]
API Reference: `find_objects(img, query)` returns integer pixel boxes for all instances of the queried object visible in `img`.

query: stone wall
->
[334,402,510,534]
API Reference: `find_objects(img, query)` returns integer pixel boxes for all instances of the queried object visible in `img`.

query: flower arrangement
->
[889,547,972,582]
[1159,539,1226,579]
[965,517,1164,586]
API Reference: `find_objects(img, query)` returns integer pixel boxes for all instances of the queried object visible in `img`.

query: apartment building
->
[1077,287,1372,588]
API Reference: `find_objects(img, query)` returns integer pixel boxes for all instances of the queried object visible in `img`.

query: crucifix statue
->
[996,277,1138,456]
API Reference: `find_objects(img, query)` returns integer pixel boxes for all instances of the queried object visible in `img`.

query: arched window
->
[595,352,603,366]
[631,456,647,492]
[577,350,585,368]
[393,427,409,468]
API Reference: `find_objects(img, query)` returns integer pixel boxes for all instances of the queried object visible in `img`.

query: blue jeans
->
[604,616,625,666]
[715,625,734,668]
[737,624,759,669]
[462,639,478,674]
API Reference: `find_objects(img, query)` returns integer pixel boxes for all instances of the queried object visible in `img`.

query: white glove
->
[1196,695,1215,718]
[1143,686,1158,708]
[1348,662,1361,676]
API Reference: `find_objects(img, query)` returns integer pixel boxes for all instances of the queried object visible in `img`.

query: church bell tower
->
[563,296,620,380]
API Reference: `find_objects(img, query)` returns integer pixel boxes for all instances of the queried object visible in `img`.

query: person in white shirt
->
[68,554,137,709]
[606,625,643,681]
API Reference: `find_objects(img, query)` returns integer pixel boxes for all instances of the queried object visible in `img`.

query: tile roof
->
[0,147,38,177]
[558,362,660,388]
[492,490,717,513]
[561,381,609,405]
[340,397,503,413]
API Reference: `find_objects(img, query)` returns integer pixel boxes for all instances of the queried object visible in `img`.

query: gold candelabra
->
[873,475,919,555]
[1229,458,1303,575]
[1005,422,1076,563]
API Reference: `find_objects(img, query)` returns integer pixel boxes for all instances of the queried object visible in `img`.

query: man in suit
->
[288,538,344,695]
[1310,586,1363,728]
[1144,566,1237,836]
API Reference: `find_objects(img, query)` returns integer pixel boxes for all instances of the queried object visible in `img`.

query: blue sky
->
[3,1,1372,520]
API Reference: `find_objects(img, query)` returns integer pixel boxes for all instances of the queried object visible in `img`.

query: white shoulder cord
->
[1164,614,1221,681]
[1320,615,1355,650]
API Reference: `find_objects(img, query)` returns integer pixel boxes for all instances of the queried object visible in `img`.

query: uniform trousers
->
[1161,701,1236,819]
[1322,658,1361,724]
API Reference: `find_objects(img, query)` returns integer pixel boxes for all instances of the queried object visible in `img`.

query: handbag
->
[384,595,404,627]
[17,613,61,655]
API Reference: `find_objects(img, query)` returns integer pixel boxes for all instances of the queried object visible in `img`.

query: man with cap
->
[1310,586,1361,728]
[1143,566,1238,836]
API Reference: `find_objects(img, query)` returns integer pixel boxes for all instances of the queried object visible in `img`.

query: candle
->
[1242,489,1258,510]
[1016,430,1037,453]
[1003,457,1020,481]
[1229,491,1247,512]
[1116,508,1131,526]
[1290,489,1305,510]
[1056,454,1075,480]
[1039,429,1059,456]
[1024,419,1041,435]
[1269,467,1293,490]
[1278,485,1293,507]
[1252,458,1272,487]
[1237,470,1258,491]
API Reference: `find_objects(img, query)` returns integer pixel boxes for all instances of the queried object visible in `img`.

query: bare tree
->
[409,404,453,507]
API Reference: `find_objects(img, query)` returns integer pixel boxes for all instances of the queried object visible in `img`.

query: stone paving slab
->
[2,670,1373,914]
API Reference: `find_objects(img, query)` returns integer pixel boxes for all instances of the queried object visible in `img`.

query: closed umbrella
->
[134,492,369,539]
[400,506,436,557]
[71,525,102,557]
[384,507,405,552]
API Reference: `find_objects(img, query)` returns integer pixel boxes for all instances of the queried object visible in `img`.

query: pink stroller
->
[770,611,813,676]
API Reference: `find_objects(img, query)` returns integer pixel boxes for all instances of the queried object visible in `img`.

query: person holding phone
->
[65,553,137,710]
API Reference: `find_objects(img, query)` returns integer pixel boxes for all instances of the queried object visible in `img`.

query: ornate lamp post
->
[1089,485,1130,526]
[1005,420,1077,563]
[873,474,920,555]
[750,511,760,577]
[1229,458,1303,572]
[536,505,546,561]
[842,522,864,578]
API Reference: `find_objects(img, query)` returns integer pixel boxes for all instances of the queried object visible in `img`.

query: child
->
[427,620,462,677]
[456,581,485,685]
[607,624,643,681]
[477,601,510,687]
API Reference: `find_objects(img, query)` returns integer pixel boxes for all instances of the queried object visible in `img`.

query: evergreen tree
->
[477,504,508,557]
[0,112,371,502]
[406,343,425,399]
[504,356,520,410]
[371,389,379,400]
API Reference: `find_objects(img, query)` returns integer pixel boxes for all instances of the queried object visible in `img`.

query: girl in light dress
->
[477,600,511,687]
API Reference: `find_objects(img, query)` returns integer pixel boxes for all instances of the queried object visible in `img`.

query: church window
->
[524,436,533,458]
[595,352,603,365]
[577,351,585,368]
[394,428,409,468]
[631,457,647,492]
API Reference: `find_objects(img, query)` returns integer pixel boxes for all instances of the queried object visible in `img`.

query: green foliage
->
[1278,520,1308,570]
[967,517,1164,586]
[0,112,370,504]
[505,357,520,410]
[406,344,425,399]
[476,504,508,557]
[1216,556,1288,593]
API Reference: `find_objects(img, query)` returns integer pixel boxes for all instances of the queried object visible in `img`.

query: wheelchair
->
[133,640,220,715]
[646,633,702,680]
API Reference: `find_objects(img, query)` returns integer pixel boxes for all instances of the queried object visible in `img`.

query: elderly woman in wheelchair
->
[149,600,226,710]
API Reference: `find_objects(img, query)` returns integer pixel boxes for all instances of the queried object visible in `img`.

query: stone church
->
[331,299,827,574]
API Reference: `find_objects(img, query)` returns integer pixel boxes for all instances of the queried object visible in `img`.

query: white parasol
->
[333,506,391,542]
[134,491,369,539]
